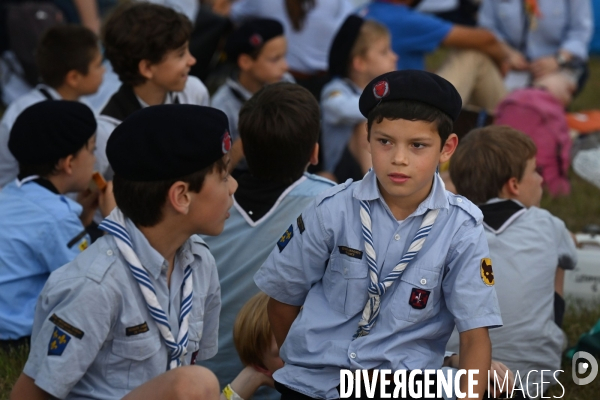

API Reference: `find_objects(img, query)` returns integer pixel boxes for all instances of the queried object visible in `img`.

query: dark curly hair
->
[102,2,192,87]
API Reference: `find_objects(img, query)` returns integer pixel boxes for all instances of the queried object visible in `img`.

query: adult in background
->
[229,0,355,98]
[478,0,593,92]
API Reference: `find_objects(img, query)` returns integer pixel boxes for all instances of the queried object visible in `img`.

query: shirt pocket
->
[323,256,369,316]
[390,268,441,322]
[106,334,162,390]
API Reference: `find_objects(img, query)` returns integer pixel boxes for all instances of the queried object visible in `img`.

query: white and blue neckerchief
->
[99,208,193,369]
[355,201,440,338]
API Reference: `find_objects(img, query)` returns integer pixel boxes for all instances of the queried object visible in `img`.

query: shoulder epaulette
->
[448,194,483,224]
[85,241,119,283]
[316,178,353,206]
[305,173,337,187]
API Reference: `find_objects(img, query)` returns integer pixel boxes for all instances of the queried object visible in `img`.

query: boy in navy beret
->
[11,104,237,400]
[255,70,502,399]
[212,18,289,176]
[0,101,115,350]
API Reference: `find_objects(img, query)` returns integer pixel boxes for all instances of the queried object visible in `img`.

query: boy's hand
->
[489,360,514,396]
[77,188,100,227]
[99,181,116,218]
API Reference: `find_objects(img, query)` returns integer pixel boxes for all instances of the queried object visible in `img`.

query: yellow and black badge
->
[480,258,494,286]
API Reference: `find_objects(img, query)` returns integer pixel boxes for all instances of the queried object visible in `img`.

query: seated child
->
[96,2,210,178]
[0,25,104,187]
[0,101,114,347]
[212,18,289,174]
[447,126,578,396]
[254,70,502,400]
[200,82,334,397]
[321,15,397,182]
[10,104,235,400]
[221,292,284,400]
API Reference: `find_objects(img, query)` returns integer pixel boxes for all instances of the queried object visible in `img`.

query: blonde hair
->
[350,20,390,61]
[233,292,271,368]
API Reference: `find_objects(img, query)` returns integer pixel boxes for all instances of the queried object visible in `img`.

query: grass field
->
[1,58,600,399]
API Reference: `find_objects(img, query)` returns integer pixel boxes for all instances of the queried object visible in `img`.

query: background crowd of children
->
[0,0,597,399]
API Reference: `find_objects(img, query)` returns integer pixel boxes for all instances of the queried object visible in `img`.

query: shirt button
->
[420,278,427,285]
[350,352,357,359]
[457,198,463,203]
[106,250,113,256]
[394,234,400,241]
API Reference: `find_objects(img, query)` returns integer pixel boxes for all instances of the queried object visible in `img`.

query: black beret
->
[358,70,462,121]
[225,18,284,62]
[328,15,364,77]
[107,104,231,181]
[9,100,96,164]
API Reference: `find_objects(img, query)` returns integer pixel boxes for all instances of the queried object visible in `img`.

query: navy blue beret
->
[225,18,284,62]
[359,70,462,121]
[9,100,96,164]
[328,15,364,77]
[107,104,231,181]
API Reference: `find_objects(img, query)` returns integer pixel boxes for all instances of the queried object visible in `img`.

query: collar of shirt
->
[34,84,62,100]
[8,178,84,216]
[226,77,253,102]
[480,198,527,234]
[353,169,449,217]
[124,218,196,280]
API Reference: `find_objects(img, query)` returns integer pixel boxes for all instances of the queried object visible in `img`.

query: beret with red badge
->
[358,70,462,122]
[107,104,231,181]
[225,18,284,63]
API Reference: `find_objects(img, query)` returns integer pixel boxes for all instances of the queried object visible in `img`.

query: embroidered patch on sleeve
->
[277,225,294,252]
[48,327,71,356]
[480,258,495,286]
[297,214,305,234]
[409,288,431,309]
[327,90,342,99]
[338,246,363,260]
[126,322,149,336]
[78,239,89,252]
[49,314,84,339]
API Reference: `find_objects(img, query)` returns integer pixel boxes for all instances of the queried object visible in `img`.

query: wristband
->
[223,384,244,400]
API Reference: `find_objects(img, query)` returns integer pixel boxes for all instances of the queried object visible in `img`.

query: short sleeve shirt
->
[0,179,89,340]
[22,220,220,400]
[254,171,502,399]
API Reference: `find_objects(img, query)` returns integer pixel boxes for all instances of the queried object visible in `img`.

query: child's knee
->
[170,366,220,400]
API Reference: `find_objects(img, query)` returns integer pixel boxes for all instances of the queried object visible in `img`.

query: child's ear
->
[63,70,81,88]
[138,59,154,80]
[167,181,192,215]
[57,154,75,175]
[351,55,366,74]
[238,54,254,72]
[439,133,458,164]
[309,143,319,166]
[501,177,520,198]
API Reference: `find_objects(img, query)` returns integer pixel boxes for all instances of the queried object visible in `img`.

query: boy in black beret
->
[0,101,115,350]
[254,70,502,399]
[11,104,237,400]
[321,15,397,183]
[212,18,289,175]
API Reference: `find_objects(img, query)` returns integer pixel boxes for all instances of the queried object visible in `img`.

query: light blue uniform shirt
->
[446,200,577,395]
[255,171,502,399]
[23,220,220,400]
[320,78,365,173]
[199,173,334,396]
[478,0,593,61]
[0,178,89,340]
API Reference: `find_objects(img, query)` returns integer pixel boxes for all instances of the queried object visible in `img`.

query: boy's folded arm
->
[268,297,301,349]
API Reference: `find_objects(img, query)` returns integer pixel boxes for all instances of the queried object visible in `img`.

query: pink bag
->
[495,88,571,196]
